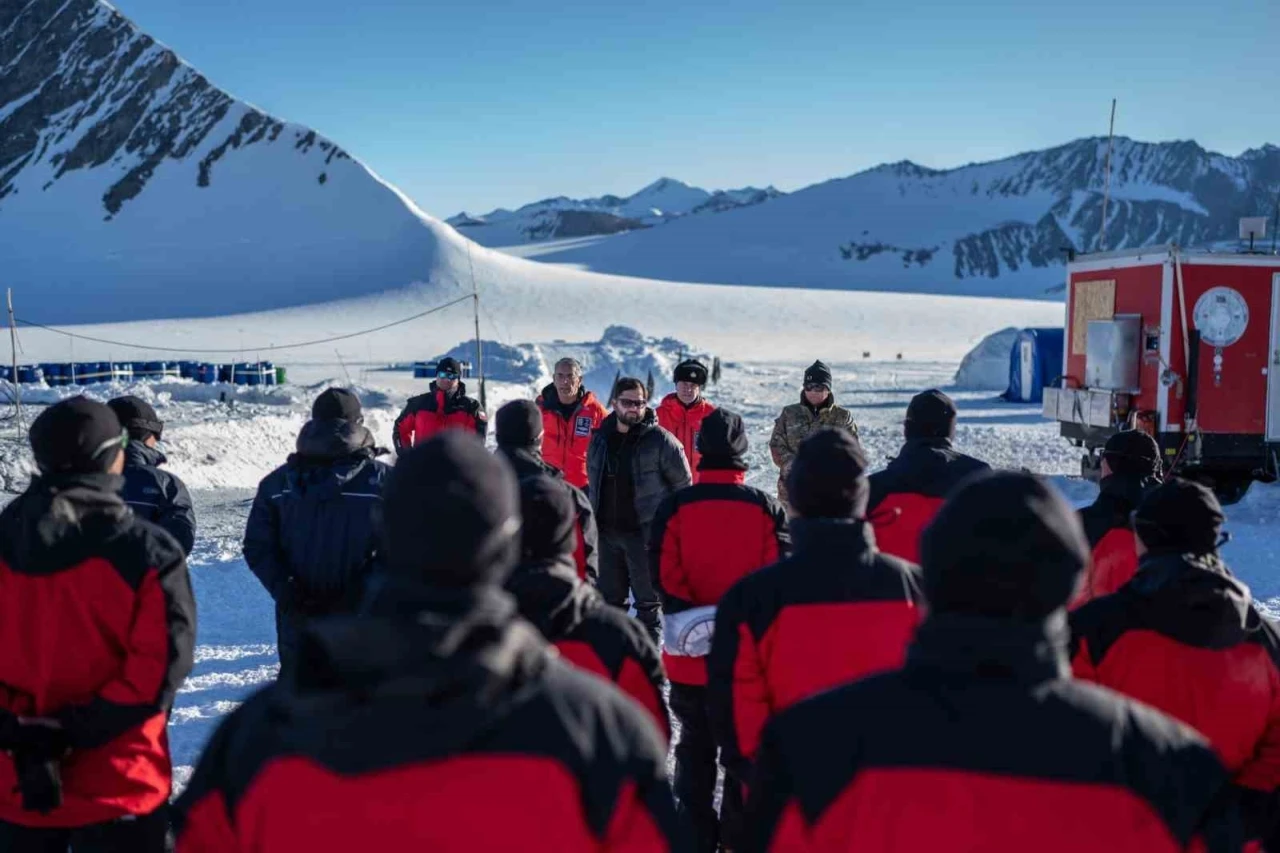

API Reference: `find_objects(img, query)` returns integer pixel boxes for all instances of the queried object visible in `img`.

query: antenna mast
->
[1098,98,1117,252]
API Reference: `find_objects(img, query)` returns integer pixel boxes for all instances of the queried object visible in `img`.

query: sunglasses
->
[436,371,458,380]
[616,398,646,410]
[804,383,829,392]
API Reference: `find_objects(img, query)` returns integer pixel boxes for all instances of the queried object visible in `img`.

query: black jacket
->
[243,419,391,610]
[1079,472,1158,547]
[867,437,990,510]
[586,410,691,531]
[119,442,196,556]
[172,582,679,850]
[498,446,598,582]
[744,612,1244,852]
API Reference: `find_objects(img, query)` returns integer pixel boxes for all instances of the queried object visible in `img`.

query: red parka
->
[656,394,716,484]
[536,386,607,489]
[393,381,486,451]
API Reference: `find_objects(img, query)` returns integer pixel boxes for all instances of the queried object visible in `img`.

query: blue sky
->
[114,0,1278,216]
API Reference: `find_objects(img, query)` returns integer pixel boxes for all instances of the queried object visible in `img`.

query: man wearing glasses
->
[768,360,858,514]
[393,357,487,451]
[587,377,691,644]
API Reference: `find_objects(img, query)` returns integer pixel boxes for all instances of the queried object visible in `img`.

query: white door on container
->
[1268,274,1280,442]
[1020,339,1035,402]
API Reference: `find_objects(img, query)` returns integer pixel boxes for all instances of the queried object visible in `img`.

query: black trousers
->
[597,526,661,636]
[0,807,170,852]
[669,683,743,853]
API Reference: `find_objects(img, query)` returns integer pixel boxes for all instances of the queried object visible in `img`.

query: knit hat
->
[1102,430,1161,478]
[696,408,749,471]
[107,395,164,441]
[673,359,709,387]
[1133,478,1225,557]
[787,428,869,518]
[803,360,833,389]
[311,388,363,423]
[517,474,577,562]
[436,357,462,377]
[495,400,544,450]
[920,471,1089,620]
[380,432,521,587]
[905,389,957,440]
[30,397,126,475]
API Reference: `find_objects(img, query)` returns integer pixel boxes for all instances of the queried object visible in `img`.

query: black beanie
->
[1133,478,1225,557]
[436,357,462,376]
[496,400,544,449]
[107,395,164,441]
[921,471,1089,620]
[518,474,577,562]
[697,408,749,471]
[380,432,521,587]
[30,396,126,475]
[312,388,363,423]
[787,428,869,519]
[1102,430,1161,478]
[905,389,957,439]
[803,360,833,389]
[673,359,709,386]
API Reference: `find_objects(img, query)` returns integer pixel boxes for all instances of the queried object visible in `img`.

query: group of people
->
[0,354,1276,852]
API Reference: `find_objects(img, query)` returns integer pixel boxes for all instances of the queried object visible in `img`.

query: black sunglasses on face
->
[437,371,458,380]
[804,383,829,392]
[616,398,646,409]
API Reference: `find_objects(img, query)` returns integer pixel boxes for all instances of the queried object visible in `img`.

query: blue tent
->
[1003,328,1064,403]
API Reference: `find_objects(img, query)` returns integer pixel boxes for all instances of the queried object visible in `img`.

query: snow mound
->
[953,327,1018,390]
[542,326,708,400]
[434,341,546,385]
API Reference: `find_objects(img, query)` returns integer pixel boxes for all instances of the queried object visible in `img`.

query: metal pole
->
[467,242,486,410]
[6,288,22,434]
[1098,98,1117,252]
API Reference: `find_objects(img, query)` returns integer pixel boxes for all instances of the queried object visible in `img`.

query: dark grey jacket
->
[120,442,197,556]
[587,410,691,530]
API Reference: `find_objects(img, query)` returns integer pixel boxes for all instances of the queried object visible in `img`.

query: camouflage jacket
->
[769,394,858,506]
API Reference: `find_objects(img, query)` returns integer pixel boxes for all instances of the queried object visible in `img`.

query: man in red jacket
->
[656,359,716,483]
[650,408,789,852]
[392,357,486,450]
[1071,478,1280,848]
[173,433,680,852]
[707,428,922,836]
[1069,429,1161,608]
[867,389,988,562]
[536,358,607,489]
[743,471,1243,853]
[507,473,667,738]
[0,397,196,852]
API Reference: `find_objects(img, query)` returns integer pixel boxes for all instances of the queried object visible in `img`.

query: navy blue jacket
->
[243,419,391,610]
[119,442,197,556]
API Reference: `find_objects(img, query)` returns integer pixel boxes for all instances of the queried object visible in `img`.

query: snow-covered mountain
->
[447,178,783,246]
[516,138,1280,297]
[0,0,480,323]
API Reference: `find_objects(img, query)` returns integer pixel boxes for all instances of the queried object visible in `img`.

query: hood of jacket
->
[0,472,129,565]
[1130,552,1255,646]
[286,419,381,497]
[505,558,597,639]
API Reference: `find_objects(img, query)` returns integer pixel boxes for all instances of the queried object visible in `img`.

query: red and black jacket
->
[706,519,922,784]
[536,385,607,490]
[173,582,679,852]
[866,438,989,563]
[1069,473,1157,608]
[393,381,487,451]
[649,470,789,686]
[1071,552,1280,844]
[743,613,1244,852]
[655,394,716,484]
[0,473,196,828]
[498,446,599,582]
[506,558,668,738]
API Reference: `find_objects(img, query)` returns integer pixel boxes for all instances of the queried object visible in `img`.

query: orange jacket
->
[656,394,716,484]
[536,386,607,489]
